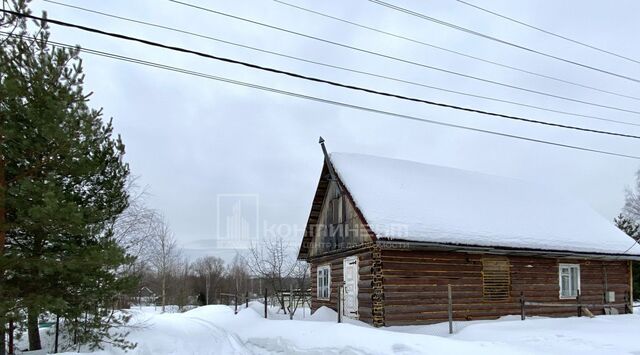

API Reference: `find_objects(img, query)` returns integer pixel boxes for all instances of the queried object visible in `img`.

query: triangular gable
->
[297,159,376,260]
[297,162,329,260]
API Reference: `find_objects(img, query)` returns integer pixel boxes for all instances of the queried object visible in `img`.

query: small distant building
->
[137,286,157,306]
[297,148,640,326]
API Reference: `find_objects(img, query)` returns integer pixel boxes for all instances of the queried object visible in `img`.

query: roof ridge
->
[329,151,549,192]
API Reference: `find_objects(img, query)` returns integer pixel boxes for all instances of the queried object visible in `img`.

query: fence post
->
[54,315,60,354]
[447,284,453,334]
[577,290,582,317]
[245,291,249,309]
[337,286,342,323]
[624,294,632,314]
[0,322,4,355]
[264,288,268,319]
[234,294,238,314]
[289,285,294,319]
[520,291,525,320]
[8,319,14,355]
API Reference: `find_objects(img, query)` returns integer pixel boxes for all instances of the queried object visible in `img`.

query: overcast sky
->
[28,0,640,262]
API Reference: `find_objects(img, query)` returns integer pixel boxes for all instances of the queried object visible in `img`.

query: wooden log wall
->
[309,249,375,325]
[381,249,630,326]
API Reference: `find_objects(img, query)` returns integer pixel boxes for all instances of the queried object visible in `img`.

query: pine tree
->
[614,214,640,300]
[614,213,640,240]
[1,1,135,351]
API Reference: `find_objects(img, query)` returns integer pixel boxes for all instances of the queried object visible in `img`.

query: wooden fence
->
[219,288,311,318]
[519,291,634,320]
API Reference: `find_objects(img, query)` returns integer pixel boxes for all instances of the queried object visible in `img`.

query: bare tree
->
[193,256,226,305]
[247,237,298,314]
[112,177,158,273]
[287,261,310,319]
[149,217,181,312]
[625,171,640,221]
[175,257,194,311]
[228,253,251,298]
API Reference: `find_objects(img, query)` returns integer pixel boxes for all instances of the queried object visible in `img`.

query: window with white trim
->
[559,263,580,299]
[317,265,331,300]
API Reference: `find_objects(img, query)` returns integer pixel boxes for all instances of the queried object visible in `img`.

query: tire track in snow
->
[244,336,416,355]
[182,315,252,354]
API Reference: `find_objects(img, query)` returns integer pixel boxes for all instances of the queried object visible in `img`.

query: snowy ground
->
[27,303,640,354]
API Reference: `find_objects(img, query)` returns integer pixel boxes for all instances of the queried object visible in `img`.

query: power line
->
[369,0,640,84]
[40,0,640,128]
[274,0,640,103]
[3,32,638,160]
[614,238,640,259]
[3,10,639,140]
[456,0,640,65]
[166,0,640,116]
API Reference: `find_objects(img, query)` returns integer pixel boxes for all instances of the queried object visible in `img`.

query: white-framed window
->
[317,264,331,300]
[558,263,580,299]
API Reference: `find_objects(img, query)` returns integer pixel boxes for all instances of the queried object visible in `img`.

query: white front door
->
[343,256,359,319]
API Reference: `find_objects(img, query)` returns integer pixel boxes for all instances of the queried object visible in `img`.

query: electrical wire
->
[2,31,638,160]
[2,10,639,139]
[369,0,640,84]
[38,0,640,127]
[166,0,640,116]
[273,0,640,102]
[456,0,640,65]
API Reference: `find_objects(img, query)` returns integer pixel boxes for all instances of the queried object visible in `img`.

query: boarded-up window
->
[482,257,510,301]
[325,185,344,240]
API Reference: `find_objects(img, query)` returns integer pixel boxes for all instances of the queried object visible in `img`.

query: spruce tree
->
[614,213,640,240]
[614,214,640,300]
[1,1,135,351]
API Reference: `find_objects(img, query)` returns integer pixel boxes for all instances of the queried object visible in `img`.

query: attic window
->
[482,257,510,302]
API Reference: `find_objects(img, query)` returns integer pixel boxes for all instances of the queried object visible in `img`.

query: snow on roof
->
[330,152,640,256]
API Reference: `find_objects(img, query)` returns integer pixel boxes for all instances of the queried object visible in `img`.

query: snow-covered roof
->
[330,152,640,256]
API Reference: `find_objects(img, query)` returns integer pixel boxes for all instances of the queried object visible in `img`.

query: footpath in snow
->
[55,303,640,355]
